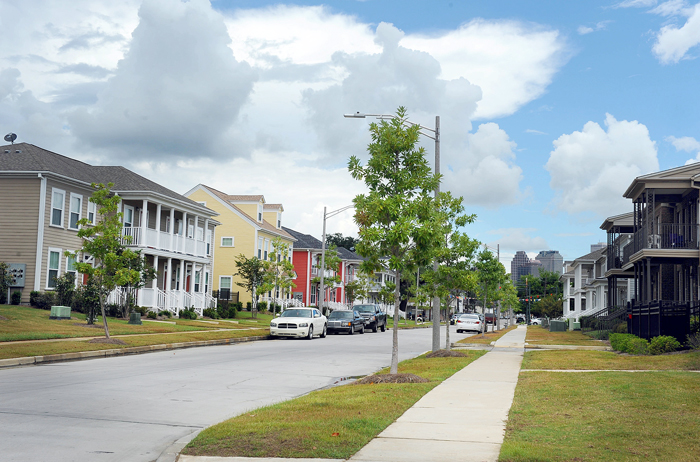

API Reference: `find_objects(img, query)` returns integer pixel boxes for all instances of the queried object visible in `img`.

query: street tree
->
[499,278,520,323]
[69,183,149,339]
[310,245,341,314]
[421,191,479,350]
[475,247,508,337]
[0,262,14,304]
[349,107,442,374]
[267,237,296,314]
[233,254,269,318]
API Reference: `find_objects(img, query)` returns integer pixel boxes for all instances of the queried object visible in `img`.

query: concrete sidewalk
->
[178,326,527,462]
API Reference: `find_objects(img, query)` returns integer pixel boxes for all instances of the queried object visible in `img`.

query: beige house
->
[0,143,219,314]
[184,185,296,306]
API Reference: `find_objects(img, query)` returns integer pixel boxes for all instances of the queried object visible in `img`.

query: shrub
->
[179,307,197,319]
[609,333,635,352]
[234,301,243,311]
[11,291,21,305]
[613,322,628,334]
[649,335,681,355]
[246,302,252,311]
[54,273,76,306]
[29,291,40,307]
[104,303,121,317]
[627,337,650,355]
[72,279,100,323]
[687,333,700,350]
[203,308,219,319]
[217,301,229,318]
[133,306,149,316]
[31,291,55,310]
[158,310,172,318]
[147,311,157,319]
[258,301,268,312]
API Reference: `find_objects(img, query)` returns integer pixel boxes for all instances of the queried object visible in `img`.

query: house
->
[560,244,608,322]
[184,185,296,307]
[0,143,219,313]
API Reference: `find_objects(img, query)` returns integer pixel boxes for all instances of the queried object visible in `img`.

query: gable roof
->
[336,246,364,261]
[573,246,607,265]
[1,143,215,214]
[283,227,322,250]
[623,163,700,200]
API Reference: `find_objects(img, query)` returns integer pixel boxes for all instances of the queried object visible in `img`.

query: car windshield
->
[281,309,312,318]
[329,311,353,319]
[354,305,375,313]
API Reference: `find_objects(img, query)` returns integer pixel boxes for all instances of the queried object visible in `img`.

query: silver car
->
[455,314,483,333]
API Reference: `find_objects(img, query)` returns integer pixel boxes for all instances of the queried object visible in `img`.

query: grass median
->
[183,350,486,459]
[525,325,607,346]
[501,348,700,461]
[455,325,518,345]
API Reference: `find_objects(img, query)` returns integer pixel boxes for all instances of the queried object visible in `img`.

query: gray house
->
[0,143,218,314]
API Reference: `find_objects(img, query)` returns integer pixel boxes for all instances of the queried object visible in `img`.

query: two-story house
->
[0,143,218,314]
[184,185,296,307]
[560,245,607,323]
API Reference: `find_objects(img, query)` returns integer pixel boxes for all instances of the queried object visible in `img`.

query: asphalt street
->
[0,325,479,462]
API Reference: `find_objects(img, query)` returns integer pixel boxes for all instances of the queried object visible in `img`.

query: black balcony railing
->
[628,300,691,342]
[632,223,698,254]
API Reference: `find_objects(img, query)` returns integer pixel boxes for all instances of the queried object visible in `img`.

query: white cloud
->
[69,0,257,161]
[443,122,523,207]
[486,228,549,253]
[650,0,690,16]
[546,114,659,217]
[667,135,700,151]
[652,3,700,63]
[577,21,612,35]
[615,0,658,7]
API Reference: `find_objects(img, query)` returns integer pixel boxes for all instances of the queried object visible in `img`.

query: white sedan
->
[455,314,483,333]
[270,308,327,339]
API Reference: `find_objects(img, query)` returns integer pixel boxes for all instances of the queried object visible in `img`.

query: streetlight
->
[319,204,354,314]
[344,111,442,351]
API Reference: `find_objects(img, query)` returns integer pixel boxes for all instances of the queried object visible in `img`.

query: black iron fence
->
[580,305,627,334]
[628,301,691,342]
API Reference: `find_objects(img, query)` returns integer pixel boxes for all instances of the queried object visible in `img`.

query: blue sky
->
[2,0,700,268]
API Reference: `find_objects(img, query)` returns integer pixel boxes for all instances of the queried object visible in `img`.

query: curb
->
[0,335,270,369]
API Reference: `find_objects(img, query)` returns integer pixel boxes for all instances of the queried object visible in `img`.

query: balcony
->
[632,223,699,254]
[120,227,209,258]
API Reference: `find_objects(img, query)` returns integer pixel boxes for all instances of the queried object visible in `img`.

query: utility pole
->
[496,244,501,331]
[431,116,441,352]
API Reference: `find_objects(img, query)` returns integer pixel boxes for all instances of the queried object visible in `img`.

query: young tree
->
[310,245,341,314]
[422,192,479,350]
[0,262,14,304]
[267,237,296,314]
[475,248,507,337]
[349,107,442,374]
[499,278,520,324]
[69,183,148,339]
[233,254,269,318]
[118,251,156,318]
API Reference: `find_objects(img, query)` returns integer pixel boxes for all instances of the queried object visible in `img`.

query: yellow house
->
[184,184,296,306]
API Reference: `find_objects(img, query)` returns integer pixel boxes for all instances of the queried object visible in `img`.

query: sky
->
[2,0,700,268]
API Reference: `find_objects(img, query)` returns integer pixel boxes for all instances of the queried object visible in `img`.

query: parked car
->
[327,310,365,335]
[269,308,327,339]
[353,304,387,332]
[516,316,526,324]
[484,312,497,324]
[455,314,483,333]
[450,313,461,325]
[530,317,542,325]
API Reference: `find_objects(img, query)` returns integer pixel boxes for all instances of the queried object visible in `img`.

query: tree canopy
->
[325,233,359,252]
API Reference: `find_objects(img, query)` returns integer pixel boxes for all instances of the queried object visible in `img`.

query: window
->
[47,248,61,289]
[123,205,134,227]
[264,239,269,260]
[69,193,82,229]
[87,200,96,224]
[194,271,201,292]
[258,237,263,259]
[51,188,65,227]
[277,212,281,228]
[165,216,171,233]
[188,219,194,239]
[66,254,77,283]
[205,272,209,293]
[221,237,234,247]
[257,203,263,222]
[206,230,212,254]
[220,276,232,289]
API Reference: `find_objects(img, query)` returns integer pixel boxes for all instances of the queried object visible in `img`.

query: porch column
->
[182,212,188,254]
[141,199,148,245]
[204,218,209,257]
[179,258,186,308]
[169,208,175,251]
[156,203,162,249]
[152,255,159,310]
[189,262,195,297]
[306,250,311,305]
[166,257,172,292]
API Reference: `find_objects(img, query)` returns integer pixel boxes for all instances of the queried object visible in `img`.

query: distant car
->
[353,304,387,332]
[530,318,542,325]
[516,316,526,324]
[270,308,327,339]
[327,310,365,335]
[484,313,497,324]
[455,314,483,333]
[450,313,461,325]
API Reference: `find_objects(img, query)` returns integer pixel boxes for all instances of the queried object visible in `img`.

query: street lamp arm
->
[326,204,354,219]
[344,112,437,138]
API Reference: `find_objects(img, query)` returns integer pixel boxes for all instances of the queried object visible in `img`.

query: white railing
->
[108,287,215,316]
[120,227,141,246]
[260,297,304,309]
[120,227,208,258]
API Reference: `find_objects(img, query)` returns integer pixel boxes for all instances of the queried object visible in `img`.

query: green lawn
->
[456,325,517,345]
[500,371,700,461]
[183,351,486,459]
[523,349,700,370]
[526,325,607,346]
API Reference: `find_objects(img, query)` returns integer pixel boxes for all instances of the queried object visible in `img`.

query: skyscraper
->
[510,251,529,284]
[535,250,564,275]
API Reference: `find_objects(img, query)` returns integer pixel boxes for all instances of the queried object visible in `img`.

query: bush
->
[203,308,220,319]
[609,333,635,352]
[687,332,700,350]
[29,291,40,306]
[31,291,55,310]
[147,311,157,319]
[54,273,76,307]
[179,307,197,319]
[610,333,649,355]
[246,302,252,311]
[11,291,21,305]
[649,335,681,355]
[217,301,230,318]
[72,279,100,323]
[257,301,268,312]
[613,322,628,334]
[158,310,172,318]
[234,301,243,311]
[133,306,149,316]
[104,303,121,318]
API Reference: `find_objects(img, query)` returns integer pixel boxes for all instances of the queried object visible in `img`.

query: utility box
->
[572,322,581,331]
[549,320,567,332]
[128,312,142,325]
[49,306,71,320]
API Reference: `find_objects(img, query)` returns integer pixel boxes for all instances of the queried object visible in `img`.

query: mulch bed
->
[425,349,468,358]
[354,373,428,384]
[87,338,128,345]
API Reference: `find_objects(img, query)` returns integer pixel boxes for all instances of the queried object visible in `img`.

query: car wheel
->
[306,325,313,340]
[349,325,354,335]
[360,325,365,334]
[456,329,461,334]
[321,324,327,338]
[380,323,386,332]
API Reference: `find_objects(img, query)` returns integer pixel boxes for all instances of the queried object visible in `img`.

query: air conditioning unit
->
[647,234,661,249]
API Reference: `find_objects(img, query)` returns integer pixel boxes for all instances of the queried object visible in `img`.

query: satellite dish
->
[4,133,17,144]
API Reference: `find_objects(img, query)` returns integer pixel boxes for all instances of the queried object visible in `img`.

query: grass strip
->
[456,325,518,345]
[183,350,486,459]
[0,328,269,359]
[523,349,700,371]
[500,371,700,461]
[525,325,606,346]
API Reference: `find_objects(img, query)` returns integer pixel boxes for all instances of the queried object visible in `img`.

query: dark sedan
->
[327,310,365,335]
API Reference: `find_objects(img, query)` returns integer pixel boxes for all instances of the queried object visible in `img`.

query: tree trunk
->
[445,297,450,351]
[252,284,257,319]
[390,271,401,375]
[99,292,110,339]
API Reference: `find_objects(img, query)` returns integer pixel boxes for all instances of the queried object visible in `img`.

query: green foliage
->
[31,291,55,310]
[234,301,243,312]
[266,238,297,314]
[53,272,76,307]
[533,294,563,319]
[11,291,21,305]
[133,306,149,316]
[610,333,650,355]
[609,333,636,352]
[257,301,268,312]
[234,254,268,318]
[147,311,157,319]
[613,322,627,334]
[325,233,359,252]
[29,291,40,306]
[344,271,370,307]
[203,308,220,319]
[157,310,172,318]
[649,336,681,355]
[687,333,700,350]
[72,278,101,324]
[0,262,14,300]
[179,308,197,319]
[246,301,252,311]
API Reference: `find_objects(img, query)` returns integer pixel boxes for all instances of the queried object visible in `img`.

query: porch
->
[108,287,216,316]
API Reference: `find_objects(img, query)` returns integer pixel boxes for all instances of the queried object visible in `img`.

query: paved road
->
[0,326,474,462]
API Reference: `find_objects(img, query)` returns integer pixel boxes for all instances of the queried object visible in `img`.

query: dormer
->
[223,195,265,223]
[264,204,284,229]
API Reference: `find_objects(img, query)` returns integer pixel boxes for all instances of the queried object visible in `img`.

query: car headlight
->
[299,322,309,327]
[270,322,277,327]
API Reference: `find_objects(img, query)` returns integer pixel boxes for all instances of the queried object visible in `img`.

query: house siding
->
[0,177,41,303]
